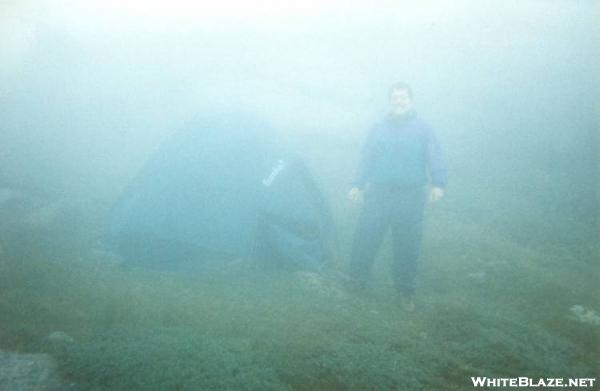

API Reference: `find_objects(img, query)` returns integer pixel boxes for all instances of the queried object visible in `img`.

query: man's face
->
[389,88,413,116]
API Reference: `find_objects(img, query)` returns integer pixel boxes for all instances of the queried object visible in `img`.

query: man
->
[348,82,447,311]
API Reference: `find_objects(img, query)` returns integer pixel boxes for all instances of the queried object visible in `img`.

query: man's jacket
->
[352,111,447,189]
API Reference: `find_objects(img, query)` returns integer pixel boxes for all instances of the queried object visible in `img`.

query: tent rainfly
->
[105,113,332,271]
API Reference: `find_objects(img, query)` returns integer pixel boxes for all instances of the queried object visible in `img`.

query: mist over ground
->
[0,1,599,390]
[2,1,597,204]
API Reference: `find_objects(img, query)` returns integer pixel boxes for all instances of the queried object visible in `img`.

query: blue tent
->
[105,113,331,271]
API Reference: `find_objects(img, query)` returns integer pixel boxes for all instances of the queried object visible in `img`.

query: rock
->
[569,305,600,326]
[0,350,66,391]
[46,331,75,345]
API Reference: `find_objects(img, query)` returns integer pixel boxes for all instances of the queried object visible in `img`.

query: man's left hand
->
[429,186,444,202]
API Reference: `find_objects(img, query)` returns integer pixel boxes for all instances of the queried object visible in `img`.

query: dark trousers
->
[349,185,425,295]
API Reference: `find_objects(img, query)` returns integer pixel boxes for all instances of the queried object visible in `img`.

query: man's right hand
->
[348,187,364,203]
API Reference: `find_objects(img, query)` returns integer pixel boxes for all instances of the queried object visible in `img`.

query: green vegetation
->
[2,204,598,390]
[1,137,598,390]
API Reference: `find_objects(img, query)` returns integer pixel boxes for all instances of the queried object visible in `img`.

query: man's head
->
[388,82,413,117]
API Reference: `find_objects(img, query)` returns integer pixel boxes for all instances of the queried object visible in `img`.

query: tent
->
[105,113,332,271]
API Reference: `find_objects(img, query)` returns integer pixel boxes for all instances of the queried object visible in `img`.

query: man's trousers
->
[349,185,425,295]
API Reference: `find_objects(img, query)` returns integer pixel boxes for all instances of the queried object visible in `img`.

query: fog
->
[3,1,597,201]
[1,0,599,389]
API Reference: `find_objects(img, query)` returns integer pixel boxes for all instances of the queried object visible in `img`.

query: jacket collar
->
[387,109,416,127]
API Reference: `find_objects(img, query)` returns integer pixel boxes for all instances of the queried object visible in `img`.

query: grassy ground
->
[1,198,598,390]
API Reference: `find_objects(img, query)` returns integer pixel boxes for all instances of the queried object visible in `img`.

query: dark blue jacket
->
[352,111,447,189]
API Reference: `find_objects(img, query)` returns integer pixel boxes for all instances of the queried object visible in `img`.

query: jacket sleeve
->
[351,126,378,189]
[425,124,448,188]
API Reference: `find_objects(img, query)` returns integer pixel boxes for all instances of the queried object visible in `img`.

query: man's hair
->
[388,82,413,99]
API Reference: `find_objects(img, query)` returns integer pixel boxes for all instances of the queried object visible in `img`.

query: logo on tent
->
[262,159,286,187]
